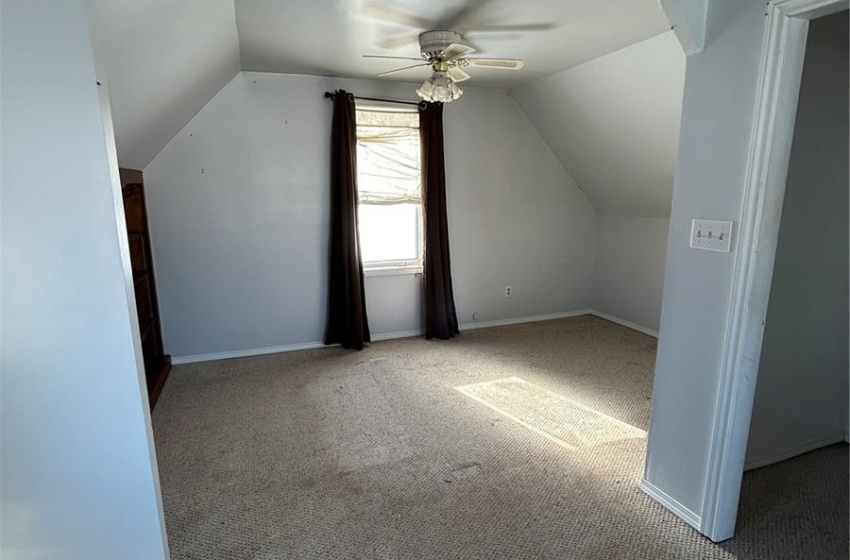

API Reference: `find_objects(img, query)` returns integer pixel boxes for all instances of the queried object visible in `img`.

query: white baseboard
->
[458,309,592,331]
[172,308,657,365]
[371,329,423,341]
[171,340,327,364]
[589,310,658,338]
[640,479,702,532]
[744,432,848,471]
[171,328,428,364]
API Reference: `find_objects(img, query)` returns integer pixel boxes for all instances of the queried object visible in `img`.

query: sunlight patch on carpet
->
[455,377,646,450]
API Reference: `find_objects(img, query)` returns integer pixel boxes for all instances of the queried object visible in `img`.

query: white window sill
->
[364,265,423,277]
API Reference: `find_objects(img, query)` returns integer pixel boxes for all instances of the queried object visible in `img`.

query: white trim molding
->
[700,0,849,543]
[458,309,592,331]
[171,340,327,364]
[171,331,429,364]
[588,310,658,338]
[364,266,423,277]
[640,479,702,532]
[371,329,424,341]
[172,309,599,364]
[172,309,657,365]
[744,432,848,471]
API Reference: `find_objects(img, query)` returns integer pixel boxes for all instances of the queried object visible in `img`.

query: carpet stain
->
[451,462,483,481]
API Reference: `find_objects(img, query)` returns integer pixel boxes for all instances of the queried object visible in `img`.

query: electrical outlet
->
[472,311,480,321]
[690,219,732,252]
[505,286,513,298]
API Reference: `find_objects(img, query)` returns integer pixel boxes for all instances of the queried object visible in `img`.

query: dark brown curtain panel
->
[419,102,459,340]
[324,90,370,350]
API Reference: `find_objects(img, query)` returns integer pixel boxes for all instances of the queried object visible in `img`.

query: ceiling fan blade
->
[363,55,424,61]
[440,42,477,61]
[377,33,421,49]
[468,23,556,32]
[360,2,434,29]
[462,33,521,43]
[376,63,431,77]
[465,58,525,70]
[447,66,471,83]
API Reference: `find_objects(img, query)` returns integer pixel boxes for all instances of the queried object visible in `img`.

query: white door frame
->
[699,0,849,542]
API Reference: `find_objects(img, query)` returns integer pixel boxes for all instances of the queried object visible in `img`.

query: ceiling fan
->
[360,0,552,102]
[365,30,526,103]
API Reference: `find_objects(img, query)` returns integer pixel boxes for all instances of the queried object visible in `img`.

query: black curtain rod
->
[324,91,427,110]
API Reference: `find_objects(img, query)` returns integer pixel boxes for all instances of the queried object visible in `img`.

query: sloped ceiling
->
[91,0,684,210]
[91,0,241,170]
[512,31,685,218]
[234,0,670,88]
[659,0,707,54]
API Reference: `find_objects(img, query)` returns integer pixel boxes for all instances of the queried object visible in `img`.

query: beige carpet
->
[152,315,849,559]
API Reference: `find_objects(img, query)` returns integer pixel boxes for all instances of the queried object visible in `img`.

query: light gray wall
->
[444,88,597,328]
[659,0,708,54]
[512,31,685,218]
[644,0,768,518]
[511,31,684,334]
[1,1,167,558]
[594,216,670,332]
[91,0,241,169]
[745,11,849,469]
[144,72,597,359]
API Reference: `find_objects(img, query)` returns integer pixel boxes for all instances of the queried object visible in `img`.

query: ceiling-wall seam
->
[229,0,244,69]
[139,67,242,171]
[143,71,243,172]
[522,29,677,91]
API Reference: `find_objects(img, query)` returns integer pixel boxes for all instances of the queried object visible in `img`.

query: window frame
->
[354,104,424,275]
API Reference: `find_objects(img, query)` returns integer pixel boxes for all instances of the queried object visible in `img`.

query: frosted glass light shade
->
[416,72,463,103]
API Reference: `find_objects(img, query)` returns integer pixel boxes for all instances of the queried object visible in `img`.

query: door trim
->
[700,0,849,542]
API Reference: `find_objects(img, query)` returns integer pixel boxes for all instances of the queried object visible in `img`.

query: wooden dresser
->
[119,168,171,409]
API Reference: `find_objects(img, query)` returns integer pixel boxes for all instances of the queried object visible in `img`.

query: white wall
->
[512,31,685,218]
[144,73,597,360]
[745,11,849,469]
[1,1,167,558]
[644,0,769,519]
[511,31,683,334]
[444,90,597,328]
[594,216,670,332]
[90,0,241,169]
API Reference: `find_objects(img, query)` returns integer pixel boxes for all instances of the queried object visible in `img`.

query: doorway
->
[745,10,849,471]
[700,0,850,542]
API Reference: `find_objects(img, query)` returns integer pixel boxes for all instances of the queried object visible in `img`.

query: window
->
[355,106,422,273]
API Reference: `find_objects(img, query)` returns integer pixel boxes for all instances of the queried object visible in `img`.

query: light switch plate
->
[690,219,732,252]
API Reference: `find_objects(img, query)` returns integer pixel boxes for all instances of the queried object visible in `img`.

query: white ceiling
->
[93,0,676,175]
[92,0,241,170]
[235,0,671,87]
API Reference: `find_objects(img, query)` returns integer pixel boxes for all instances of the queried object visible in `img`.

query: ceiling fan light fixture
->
[416,71,463,103]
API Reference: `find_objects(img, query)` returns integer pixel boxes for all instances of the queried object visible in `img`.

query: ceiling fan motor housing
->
[419,30,463,60]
